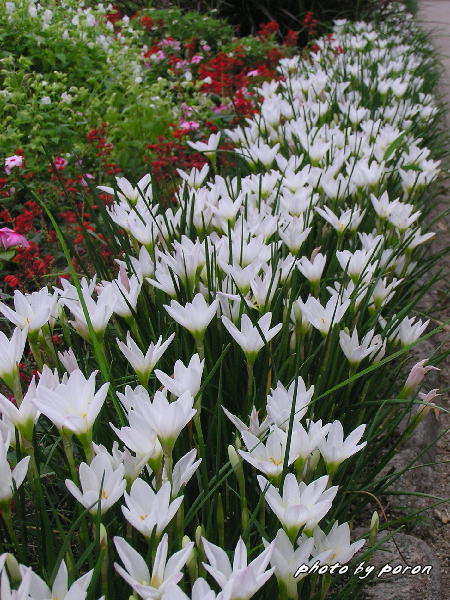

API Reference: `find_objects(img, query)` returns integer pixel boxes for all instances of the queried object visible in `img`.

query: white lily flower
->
[312,521,366,564]
[0,565,33,600]
[299,295,350,335]
[263,529,330,599]
[164,293,218,341]
[297,253,327,285]
[170,449,202,497]
[98,174,152,205]
[0,288,59,334]
[266,377,314,430]
[187,132,221,155]
[136,390,196,452]
[221,312,282,363]
[0,327,27,389]
[398,315,429,346]
[319,421,367,474]
[24,560,93,600]
[122,479,183,538]
[117,332,175,385]
[202,536,275,600]
[57,348,80,373]
[0,431,30,502]
[238,426,299,479]
[65,453,126,514]
[92,442,149,484]
[223,406,271,437]
[339,328,383,367]
[154,354,204,398]
[110,411,163,470]
[34,369,109,436]
[114,533,194,599]
[257,473,338,537]
[0,377,39,441]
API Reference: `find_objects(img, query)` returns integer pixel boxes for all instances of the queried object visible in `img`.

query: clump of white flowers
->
[0,6,442,600]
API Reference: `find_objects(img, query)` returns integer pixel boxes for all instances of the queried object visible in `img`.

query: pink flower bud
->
[404,359,439,393]
[0,227,30,249]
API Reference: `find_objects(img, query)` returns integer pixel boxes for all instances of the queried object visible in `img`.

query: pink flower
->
[0,228,30,249]
[4,155,24,175]
[80,173,94,187]
[247,69,260,77]
[53,156,68,170]
[202,44,211,52]
[191,55,203,64]
[404,359,439,393]
[180,120,200,131]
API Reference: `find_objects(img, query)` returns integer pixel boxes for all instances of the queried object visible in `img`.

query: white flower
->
[187,132,221,155]
[312,521,365,564]
[171,449,201,496]
[117,332,174,385]
[122,479,183,538]
[315,205,365,233]
[65,453,125,515]
[336,249,373,280]
[110,411,162,469]
[266,377,314,429]
[98,174,152,205]
[155,353,204,398]
[57,348,79,373]
[239,426,299,478]
[0,377,39,441]
[258,474,338,537]
[319,421,367,473]
[92,442,149,484]
[221,312,282,362]
[34,369,109,436]
[297,253,326,285]
[164,294,218,340]
[299,295,350,335]
[263,529,329,598]
[137,391,196,452]
[0,288,58,334]
[202,536,275,600]
[0,431,30,502]
[222,406,270,437]
[25,560,93,600]
[398,315,429,346]
[0,327,27,386]
[114,534,194,599]
[62,285,115,340]
[339,328,383,366]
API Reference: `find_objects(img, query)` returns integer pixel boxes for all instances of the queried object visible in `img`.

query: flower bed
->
[1,0,302,290]
[0,4,445,600]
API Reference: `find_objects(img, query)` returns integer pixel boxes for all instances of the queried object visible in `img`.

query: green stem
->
[62,434,78,484]
[1,503,19,554]
[29,337,44,371]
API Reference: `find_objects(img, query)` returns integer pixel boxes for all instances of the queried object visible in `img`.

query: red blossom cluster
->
[304,12,318,37]
[258,21,280,40]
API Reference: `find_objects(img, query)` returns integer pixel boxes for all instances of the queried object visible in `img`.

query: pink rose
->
[0,227,30,249]
[4,155,24,175]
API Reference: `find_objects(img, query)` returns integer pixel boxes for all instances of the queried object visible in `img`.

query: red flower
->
[140,15,153,31]
[258,21,279,40]
[4,275,20,288]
